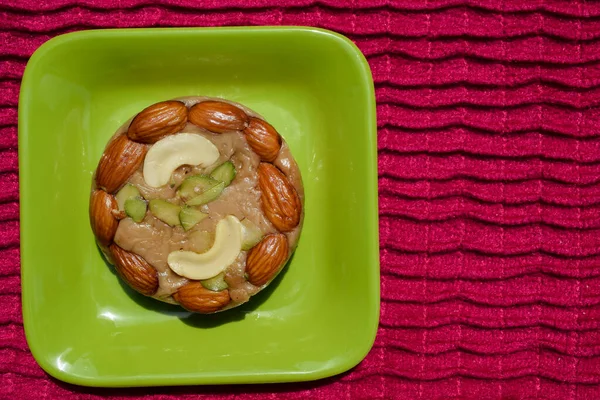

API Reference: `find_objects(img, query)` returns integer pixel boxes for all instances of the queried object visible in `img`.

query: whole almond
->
[244,117,282,162]
[95,134,147,193]
[246,233,289,287]
[127,101,188,143]
[90,189,119,246]
[258,163,302,232]
[110,244,159,296]
[173,282,231,313]
[188,101,248,133]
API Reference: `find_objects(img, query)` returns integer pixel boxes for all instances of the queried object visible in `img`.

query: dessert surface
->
[90,96,304,313]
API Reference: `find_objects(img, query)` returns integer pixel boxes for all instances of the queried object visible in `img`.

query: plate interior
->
[19,27,379,386]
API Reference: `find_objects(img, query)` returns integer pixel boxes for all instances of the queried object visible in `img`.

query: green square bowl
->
[18,27,379,387]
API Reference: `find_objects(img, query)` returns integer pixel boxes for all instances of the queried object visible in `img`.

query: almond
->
[98,243,114,264]
[95,134,147,193]
[111,209,127,220]
[110,244,159,296]
[188,101,248,133]
[246,234,289,287]
[244,117,282,162]
[173,281,231,313]
[90,189,119,246]
[127,101,188,143]
[258,163,302,232]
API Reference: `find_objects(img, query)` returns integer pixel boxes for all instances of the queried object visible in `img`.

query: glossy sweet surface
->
[19,27,378,387]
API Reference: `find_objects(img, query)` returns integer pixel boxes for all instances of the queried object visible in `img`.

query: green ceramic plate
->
[19,27,379,387]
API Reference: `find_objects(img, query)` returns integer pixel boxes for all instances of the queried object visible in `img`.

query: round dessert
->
[89,97,304,313]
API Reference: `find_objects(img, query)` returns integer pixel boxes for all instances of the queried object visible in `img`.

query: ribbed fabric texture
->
[3,1,600,399]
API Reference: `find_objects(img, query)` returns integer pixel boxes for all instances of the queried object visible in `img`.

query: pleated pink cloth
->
[3,1,600,398]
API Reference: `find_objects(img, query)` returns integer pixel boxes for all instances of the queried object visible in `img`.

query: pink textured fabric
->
[2,0,600,399]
